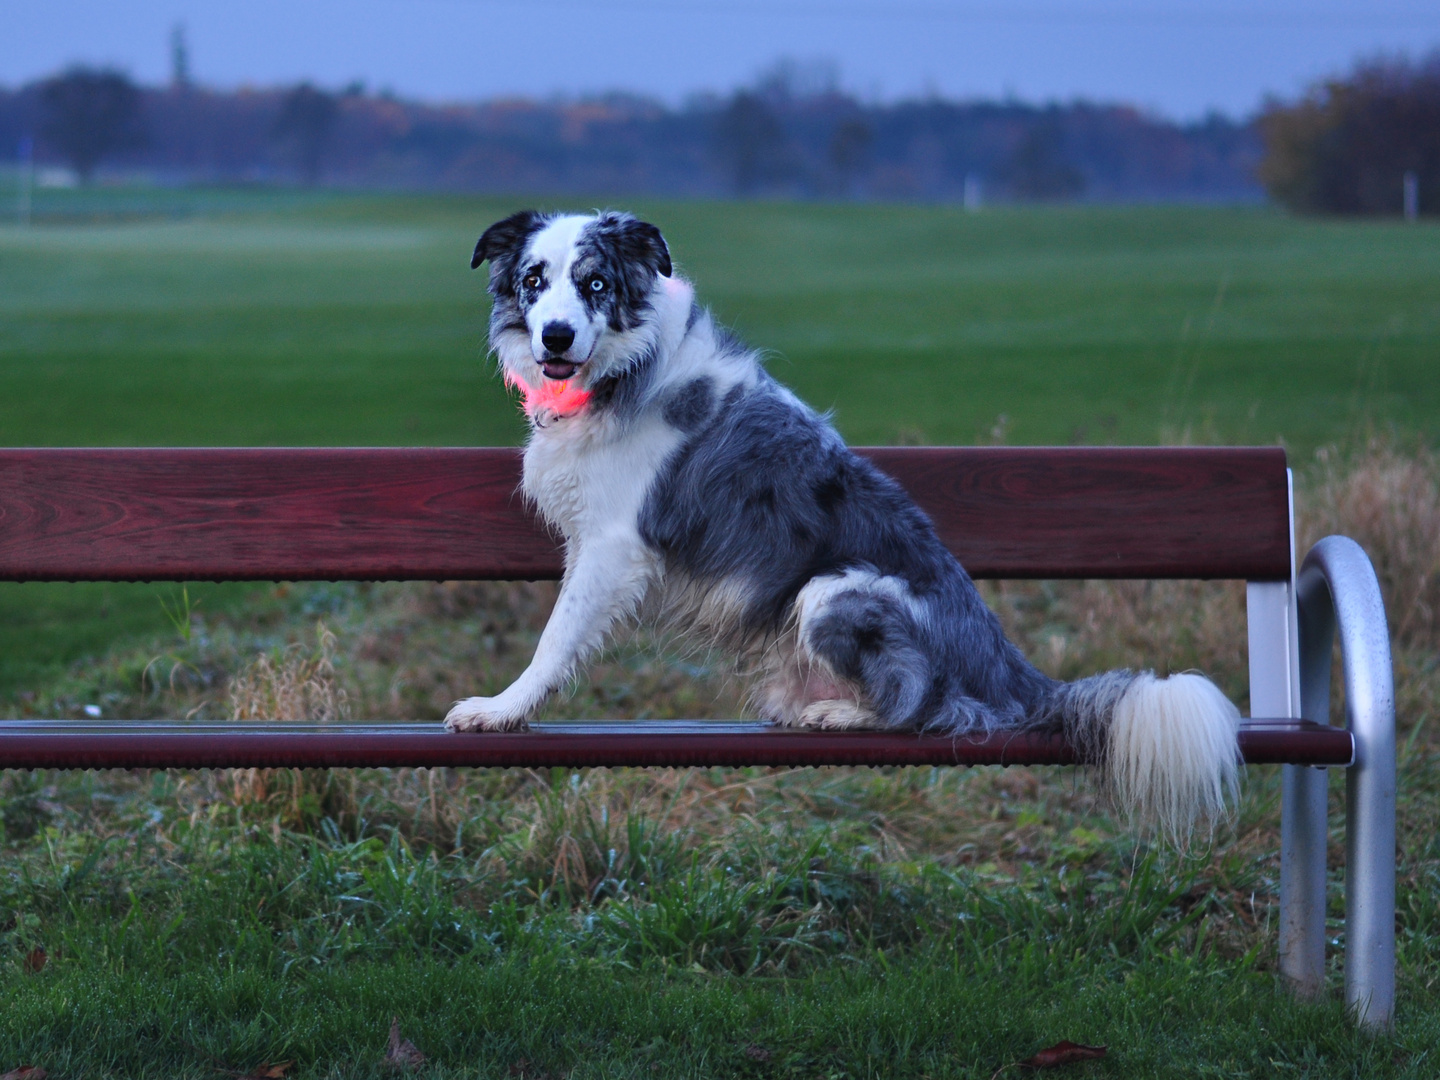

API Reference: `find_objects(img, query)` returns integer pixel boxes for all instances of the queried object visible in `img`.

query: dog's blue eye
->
[588,278,606,292]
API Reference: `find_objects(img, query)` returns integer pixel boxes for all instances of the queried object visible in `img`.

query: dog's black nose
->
[541,322,575,354]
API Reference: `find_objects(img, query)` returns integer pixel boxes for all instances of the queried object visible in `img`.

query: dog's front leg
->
[445,533,657,732]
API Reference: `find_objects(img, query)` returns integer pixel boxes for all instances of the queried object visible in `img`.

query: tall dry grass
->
[229,621,350,723]
[222,621,351,815]
[1300,440,1440,652]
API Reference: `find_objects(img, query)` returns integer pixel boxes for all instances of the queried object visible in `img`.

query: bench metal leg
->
[1297,536,1396,1030]
[1279,763,1329,998]
[1248,512,1328,1001]
[1251,575,1327,998]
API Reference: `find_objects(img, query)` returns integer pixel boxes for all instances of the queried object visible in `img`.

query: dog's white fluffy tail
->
[1057,670,1241,841]
[1108,673,1241,840]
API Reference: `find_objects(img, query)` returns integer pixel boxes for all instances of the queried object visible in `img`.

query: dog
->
[445,209,1242,839]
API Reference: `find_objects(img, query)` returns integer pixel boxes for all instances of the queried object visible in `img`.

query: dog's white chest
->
[522,414,682,544]
[522,428,593,540]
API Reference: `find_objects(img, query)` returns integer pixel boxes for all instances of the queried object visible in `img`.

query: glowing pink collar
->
[506,370,592,421]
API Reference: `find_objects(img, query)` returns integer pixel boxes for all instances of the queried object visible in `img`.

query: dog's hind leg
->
[445,535,658,731]
[755,637,880,729]
[789,569,932,730]
[797,699,880,729]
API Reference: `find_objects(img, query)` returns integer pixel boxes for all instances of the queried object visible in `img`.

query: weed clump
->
[1301,439,1440,651]
[229,621,350,723]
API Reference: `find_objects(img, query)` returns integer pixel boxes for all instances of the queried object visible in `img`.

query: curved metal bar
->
[1296,536,1396,1030]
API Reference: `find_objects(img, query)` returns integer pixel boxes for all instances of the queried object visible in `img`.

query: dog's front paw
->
[444,697,530,732]
[797,700,882,731]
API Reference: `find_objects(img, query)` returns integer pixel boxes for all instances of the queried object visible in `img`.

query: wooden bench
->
[0,445,1395,1027]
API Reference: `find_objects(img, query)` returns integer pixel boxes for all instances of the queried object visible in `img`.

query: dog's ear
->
[593,212,672,279]
[629,219,672,278]
[471,209,542,270]
[627,217,671,279]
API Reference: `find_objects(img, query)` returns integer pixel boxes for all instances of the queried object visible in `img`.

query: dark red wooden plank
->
[0,719,1351,770]
[870,447,1291,581]
[0,448,556,582]
[0,446,1290,582]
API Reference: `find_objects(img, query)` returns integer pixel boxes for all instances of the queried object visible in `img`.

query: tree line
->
[8,56,1434,213]
[1,65,1267,204]
[1260,52,1439,216]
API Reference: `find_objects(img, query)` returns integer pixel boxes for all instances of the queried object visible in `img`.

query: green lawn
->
[2,757,1430,1079]
[3,193,1438,452]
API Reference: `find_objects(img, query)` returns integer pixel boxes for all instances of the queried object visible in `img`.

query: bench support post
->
[1297,536,1396,1030]
[1251,576,1327,998]
[1279,765,1330,997]
[1250,471,1332,1001]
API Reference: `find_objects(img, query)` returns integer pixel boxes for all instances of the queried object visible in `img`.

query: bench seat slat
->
[0,446,1291,582]
[0,719,1352,770]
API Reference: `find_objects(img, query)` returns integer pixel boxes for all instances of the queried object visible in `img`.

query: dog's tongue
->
[541,360,578,380]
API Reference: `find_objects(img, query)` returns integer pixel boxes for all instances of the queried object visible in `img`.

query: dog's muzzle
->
[539,321,580,380]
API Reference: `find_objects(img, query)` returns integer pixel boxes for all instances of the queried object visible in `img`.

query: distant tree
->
[713,91,794,196]
[754,57,839,103]
[271,83,338,185]
[1004,119,1084,201]
[1260,53,1440,215]
[828,118,872,197]
[38,67,146,183]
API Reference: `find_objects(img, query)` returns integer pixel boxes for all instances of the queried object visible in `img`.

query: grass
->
[3,193,1439,451]
[3,190,1440,1074]
[0,806,1406,1078]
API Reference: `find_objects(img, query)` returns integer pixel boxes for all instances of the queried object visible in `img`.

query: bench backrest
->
[0,447,1291,582]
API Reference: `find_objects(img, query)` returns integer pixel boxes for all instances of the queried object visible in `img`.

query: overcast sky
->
[6,0,1440,120]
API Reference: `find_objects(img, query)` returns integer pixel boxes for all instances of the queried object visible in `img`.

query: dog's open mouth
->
[540,359,579,381]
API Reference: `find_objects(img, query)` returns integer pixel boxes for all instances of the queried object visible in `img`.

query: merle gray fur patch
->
[471,208,553,354]
[661,377,716,432]
[472,209,547,286]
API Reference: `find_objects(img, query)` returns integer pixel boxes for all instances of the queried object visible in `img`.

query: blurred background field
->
[4,189,1438,452]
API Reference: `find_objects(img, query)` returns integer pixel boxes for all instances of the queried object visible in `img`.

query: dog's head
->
[472,210,672,387]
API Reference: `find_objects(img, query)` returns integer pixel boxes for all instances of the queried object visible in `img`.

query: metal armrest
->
[1288,535,1397,1029]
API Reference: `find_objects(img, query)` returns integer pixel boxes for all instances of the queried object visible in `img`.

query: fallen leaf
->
[1,1067,48,1080]
[385,1018,425,1071]
[238,1063,293,1079]
[22,948,46,974]
[1021,1041,1107,1068]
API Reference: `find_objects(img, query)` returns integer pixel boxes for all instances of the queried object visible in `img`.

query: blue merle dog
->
[446,210,1241,838]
